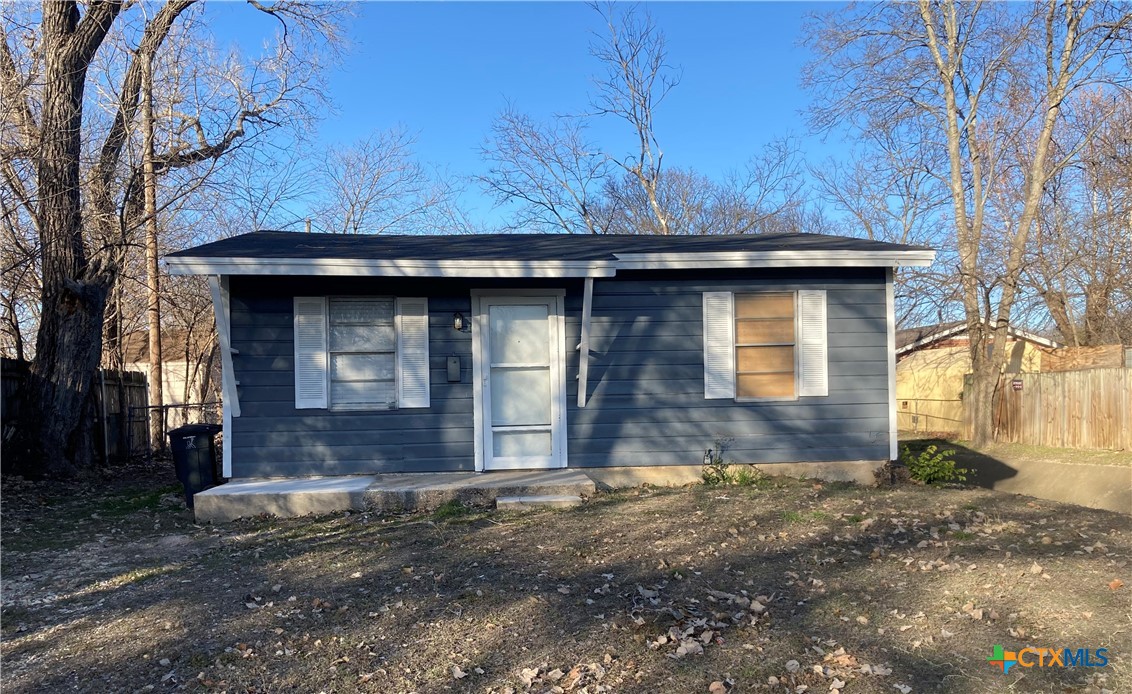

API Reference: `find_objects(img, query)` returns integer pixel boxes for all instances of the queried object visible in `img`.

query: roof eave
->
[165,257,620,278]
[167,249,937,277]
[612,249,936,269]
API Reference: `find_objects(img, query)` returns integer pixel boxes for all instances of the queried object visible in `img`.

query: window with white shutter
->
[702,290,829,402]
[293,296,431,411]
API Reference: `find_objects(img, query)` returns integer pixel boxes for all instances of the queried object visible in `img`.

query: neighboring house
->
[895,321,1063,433]
[120,329,220,427]
[166,231,934,484]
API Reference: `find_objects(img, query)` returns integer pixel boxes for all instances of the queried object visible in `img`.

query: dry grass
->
[2,462,1129,693]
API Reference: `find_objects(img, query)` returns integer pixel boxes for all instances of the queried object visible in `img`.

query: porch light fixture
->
[453,312,466,331]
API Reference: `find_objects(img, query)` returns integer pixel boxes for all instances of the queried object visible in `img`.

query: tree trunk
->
[966,326,998,446]
[14,1,120,477]
[142,46,164,455]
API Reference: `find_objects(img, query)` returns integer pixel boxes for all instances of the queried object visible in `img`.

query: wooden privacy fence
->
[1,358,150,465]
[966,368,1132,450]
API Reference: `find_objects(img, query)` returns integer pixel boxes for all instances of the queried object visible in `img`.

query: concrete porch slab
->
[363,469,596,511]
[192,469,598,522]
[193,476,376,523]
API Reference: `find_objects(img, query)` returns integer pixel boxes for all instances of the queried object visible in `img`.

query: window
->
[702,290,827,400]
[294,296,430,410]
[735,293,796,399]
[328,298,396,409]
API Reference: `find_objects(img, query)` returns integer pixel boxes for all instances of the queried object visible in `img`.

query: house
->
[165,231,934,486]
[895,320,1063,434]
[119,329,220,426]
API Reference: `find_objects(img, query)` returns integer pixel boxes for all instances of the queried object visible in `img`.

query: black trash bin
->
[167,423,223,509]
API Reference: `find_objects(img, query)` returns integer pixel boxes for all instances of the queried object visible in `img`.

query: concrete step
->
[496,495,585,511]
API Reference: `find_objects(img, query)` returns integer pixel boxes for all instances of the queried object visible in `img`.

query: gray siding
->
[228,277,481,477]
[226,269,891,477]
[563,269,891,467]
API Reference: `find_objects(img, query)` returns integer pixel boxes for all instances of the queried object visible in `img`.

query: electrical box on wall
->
[447,355,461,383]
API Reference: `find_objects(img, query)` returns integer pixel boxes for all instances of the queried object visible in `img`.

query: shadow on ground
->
[902,437,1130,514]
[2,466,1128,693]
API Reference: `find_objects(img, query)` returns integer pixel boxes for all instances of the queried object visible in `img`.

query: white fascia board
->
[166,256,619,278]
[613,249,937,269]
[1006,327,1063,349]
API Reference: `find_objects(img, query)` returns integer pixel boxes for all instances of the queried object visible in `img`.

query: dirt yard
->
[901,437,1132,513]
[2,462,1129,694]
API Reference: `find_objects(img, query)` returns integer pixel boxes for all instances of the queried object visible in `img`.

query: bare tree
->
[810,132,955,326]
[596,138,805,236]
[316,128,465,235]
[1026,89,1132,346]
[479,107,611,234]
[806,0,1132,445]
[1,0,344,476]
[589,2,679,234]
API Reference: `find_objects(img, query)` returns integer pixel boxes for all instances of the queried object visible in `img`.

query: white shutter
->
[294,297,328,409]
[702,292,735,399]
[396,297,430,408]
[798,290,828,397]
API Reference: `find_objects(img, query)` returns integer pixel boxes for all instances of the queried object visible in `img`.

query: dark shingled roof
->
[895,321,966,351]
[168,230,932,261]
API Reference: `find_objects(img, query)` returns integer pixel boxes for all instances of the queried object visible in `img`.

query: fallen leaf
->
[519,667,540,686]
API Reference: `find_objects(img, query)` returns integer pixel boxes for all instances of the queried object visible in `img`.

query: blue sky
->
[207,1,846,228]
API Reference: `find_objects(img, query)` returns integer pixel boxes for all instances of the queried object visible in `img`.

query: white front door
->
[474,294,567,470]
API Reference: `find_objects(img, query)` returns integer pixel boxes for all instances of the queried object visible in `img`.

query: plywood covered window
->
[702,289,827,401]
[735,293,796,399]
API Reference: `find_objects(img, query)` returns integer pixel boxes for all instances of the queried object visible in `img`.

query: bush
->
[901,444,969,484]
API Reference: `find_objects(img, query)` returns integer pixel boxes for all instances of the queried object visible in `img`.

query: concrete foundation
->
[496,495,585,510]
[584,460,884,489]
[192,461,883,522]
